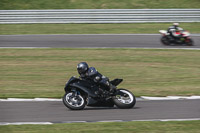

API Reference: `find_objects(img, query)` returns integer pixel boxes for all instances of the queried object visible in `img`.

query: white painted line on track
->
[0,47,50,49]
[1,96,200,102]
[0,47,200,50]
[0,122,53,125]
[131,118,200,122]
[0,34,200,36]
[79,47,200,50]
[141,96,200,100]
[1,118,200,125]
[0,98,62,102]
[97,120,123,123]
[61,121,87,123]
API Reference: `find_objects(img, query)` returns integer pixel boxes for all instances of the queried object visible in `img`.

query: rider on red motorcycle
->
[167,23,183,39]
[159,23,193,46]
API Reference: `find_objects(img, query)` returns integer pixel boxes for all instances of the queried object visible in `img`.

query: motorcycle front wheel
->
[185,38,193,46]
[63,91,86,110]
[112,89,136,109]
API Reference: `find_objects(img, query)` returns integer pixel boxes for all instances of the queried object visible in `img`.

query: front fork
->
[185,37,191,42]
[71,88,81,97]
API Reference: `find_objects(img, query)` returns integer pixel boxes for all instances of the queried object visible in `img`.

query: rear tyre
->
[112,89,136,109]
[63,91,86,110]
[161,36,170,45]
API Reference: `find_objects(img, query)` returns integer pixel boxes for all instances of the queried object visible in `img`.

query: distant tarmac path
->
[0,34,199,48]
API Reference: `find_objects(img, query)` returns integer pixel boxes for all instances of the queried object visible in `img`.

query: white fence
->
[0,9,200,24]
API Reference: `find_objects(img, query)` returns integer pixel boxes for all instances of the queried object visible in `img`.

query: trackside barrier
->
[0,9,200,24]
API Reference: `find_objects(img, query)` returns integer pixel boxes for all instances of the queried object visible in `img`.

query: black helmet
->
[77,62,89,75]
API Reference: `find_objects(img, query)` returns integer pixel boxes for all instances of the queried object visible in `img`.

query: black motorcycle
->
[62,76,136,110]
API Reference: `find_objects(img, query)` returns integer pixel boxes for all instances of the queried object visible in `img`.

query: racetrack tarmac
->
[0,99,200,123]
[0,34,200,123]
[0,34,200,48]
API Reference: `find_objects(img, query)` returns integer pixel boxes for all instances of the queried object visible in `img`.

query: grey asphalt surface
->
[0,34,199,48]
[0,99,200,123]
[0,34,200,123]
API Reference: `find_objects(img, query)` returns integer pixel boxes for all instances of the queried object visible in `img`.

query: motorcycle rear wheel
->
[112,89,136,109]
[63,92,86,110]
[161,36,170,45]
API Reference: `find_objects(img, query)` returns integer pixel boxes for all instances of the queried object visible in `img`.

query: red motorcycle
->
[159,30,194,46]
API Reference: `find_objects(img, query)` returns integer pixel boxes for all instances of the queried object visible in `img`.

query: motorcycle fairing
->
[70,82,97,98]
[64,76,98,98]
[110,78,123,86]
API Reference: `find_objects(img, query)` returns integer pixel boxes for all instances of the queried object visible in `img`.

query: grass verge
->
[0,121,200,133]
[1,0,200,9]
[0,23,200,35]
[0,48,200,98]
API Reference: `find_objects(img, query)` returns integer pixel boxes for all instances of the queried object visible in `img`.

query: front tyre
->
[63,92,86,110]
[185,38,193,46]
[112,89,136,109]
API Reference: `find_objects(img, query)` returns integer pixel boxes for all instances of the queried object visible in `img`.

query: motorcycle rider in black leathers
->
[77,62,116,95]
[167,23,183,40]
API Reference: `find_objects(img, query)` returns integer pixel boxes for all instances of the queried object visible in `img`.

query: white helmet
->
[173,23,179,26]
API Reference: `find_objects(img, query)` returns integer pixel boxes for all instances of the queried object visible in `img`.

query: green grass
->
[0,121,200,133]
[0,48,200,98]
[0,23,200,35]
[1,0,200,9]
